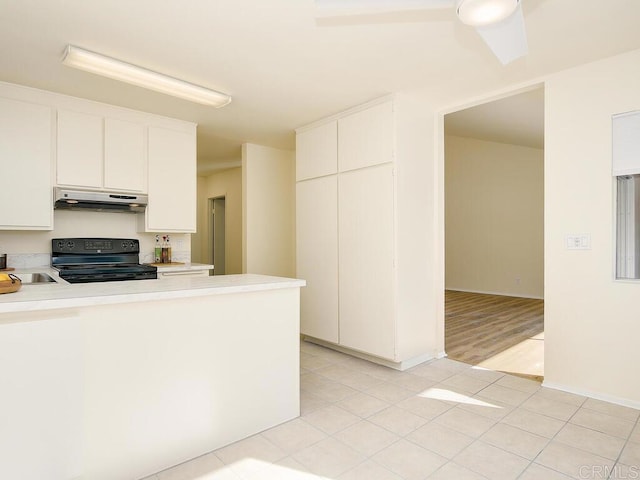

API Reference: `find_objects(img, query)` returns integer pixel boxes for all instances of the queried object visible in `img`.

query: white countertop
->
[0,270,305,314]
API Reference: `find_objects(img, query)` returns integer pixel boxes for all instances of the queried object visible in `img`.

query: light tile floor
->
[145,341,640,480]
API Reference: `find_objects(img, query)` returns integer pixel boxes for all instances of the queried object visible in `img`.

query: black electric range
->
[52,238,157,284]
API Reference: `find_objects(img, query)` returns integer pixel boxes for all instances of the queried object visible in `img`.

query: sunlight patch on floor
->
[418,387,503,409]
[477,332,544,379]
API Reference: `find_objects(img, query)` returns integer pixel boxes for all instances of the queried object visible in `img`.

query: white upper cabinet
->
[57,110,147,192]
[56,110,103,189]
[0,81,197,232]
[296,120,337,181]
[0,97,53,230]
[613,111,640,176]
[104,118,146,192]
[338,100,394,172]
[143,126,197,233]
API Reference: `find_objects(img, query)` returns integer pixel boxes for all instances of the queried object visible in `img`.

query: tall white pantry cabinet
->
[296,97,436,368]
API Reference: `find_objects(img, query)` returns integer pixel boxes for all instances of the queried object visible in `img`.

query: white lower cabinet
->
[0,97,53,230]
[338,164,395,359]
[296,175,339,343]
[296,165,396,361]
[0,311,83,479]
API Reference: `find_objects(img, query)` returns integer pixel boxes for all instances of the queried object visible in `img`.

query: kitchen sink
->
[15,273,57,284]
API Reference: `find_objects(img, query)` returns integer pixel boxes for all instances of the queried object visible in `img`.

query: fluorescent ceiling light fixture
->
[456,0,520,26]
[62,45,231,108]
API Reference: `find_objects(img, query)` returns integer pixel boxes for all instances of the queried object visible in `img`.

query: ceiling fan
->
[314,0,528,65]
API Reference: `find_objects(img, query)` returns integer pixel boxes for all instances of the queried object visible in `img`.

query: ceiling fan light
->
[456,0,520,27]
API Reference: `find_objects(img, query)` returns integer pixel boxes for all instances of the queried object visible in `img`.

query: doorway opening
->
[209,196,226,276]
[443,86,545,382]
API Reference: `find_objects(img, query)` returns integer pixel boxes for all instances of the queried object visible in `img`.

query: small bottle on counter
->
[154,235,161,263]
[161,235,168,263]
[166,235,172,263]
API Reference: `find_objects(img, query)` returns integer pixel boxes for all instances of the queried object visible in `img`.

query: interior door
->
[211,197,226,275]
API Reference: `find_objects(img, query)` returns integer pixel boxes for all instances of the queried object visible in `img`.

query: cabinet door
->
[56,110,103,188]
[339,164,395,359]
[338,101,394,173]
[0,98,53,230]
[296,176,339,343]
[104,118,146,192]
[146,126,196,232]
[0,313,83,479]
[296,121,337,181]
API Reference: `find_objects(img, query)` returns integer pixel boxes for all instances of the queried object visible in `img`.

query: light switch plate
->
[566,234,591,250]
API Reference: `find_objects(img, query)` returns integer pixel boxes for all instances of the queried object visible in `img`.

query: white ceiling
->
[445,88,544,148]
[1,1,639,172]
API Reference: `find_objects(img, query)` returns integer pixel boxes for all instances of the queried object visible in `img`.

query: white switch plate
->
[566,234,591,250]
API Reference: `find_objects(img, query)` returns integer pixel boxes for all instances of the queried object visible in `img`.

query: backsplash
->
[0,210,191,267]
[6,253,51,268]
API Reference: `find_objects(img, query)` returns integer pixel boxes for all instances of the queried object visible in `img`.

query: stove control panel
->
[52,238,140,255]
[84,239,113,251]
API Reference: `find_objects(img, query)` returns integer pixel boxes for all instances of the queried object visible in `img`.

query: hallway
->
[445,291,544,382]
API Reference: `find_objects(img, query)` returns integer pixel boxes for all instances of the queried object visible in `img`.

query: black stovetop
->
[52,238,157,283]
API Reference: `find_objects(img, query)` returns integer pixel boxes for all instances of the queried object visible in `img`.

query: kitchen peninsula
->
[0,274,305,480]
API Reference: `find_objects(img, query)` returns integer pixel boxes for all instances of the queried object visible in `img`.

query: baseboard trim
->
[542,380,640,411]
[445,288,544,300]
[302,336,436,371]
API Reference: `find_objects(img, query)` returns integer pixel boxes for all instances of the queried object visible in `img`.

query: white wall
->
[242,143,295,277]
[445,135,544,298]
[543,48,640,406]
[192,168,243,273]
[0,211,190,265]
[417,47,640,406]
[394,92,444,359]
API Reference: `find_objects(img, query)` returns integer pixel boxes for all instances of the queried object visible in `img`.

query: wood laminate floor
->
[445,290,544,382]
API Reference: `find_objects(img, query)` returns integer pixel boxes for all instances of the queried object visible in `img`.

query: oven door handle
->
[160,270,202,277]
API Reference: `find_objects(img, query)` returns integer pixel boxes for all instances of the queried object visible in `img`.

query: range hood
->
[54,188,148,213]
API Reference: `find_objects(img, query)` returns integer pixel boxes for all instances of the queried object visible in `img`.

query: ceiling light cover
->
[62,45,231,108]
[456,0,520,27]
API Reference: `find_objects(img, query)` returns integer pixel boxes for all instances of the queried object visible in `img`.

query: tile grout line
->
[523,393,617,480]
[608,412,640,480]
